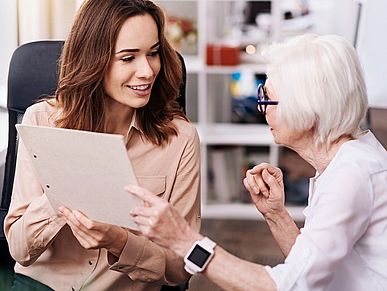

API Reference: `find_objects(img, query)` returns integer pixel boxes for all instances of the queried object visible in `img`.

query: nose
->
[135,57,153,80]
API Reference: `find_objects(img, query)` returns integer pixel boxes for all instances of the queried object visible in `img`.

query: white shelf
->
[196,123,276,146]
[204,63,267,75]
[184,55,203,73]
[0,84,6,108]
[202,203,306,221]
[184,56,267,75]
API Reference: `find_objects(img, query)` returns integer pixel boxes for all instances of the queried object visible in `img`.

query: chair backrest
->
[0,40,187,239]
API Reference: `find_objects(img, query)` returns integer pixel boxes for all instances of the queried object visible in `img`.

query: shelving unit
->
[156,0,310,221]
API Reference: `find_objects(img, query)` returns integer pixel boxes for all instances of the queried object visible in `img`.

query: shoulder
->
[171,117,199,140]
[335,132,387,175]
[23,100,58,126]
[319,133,386,205]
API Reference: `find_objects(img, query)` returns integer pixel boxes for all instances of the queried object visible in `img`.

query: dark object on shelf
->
[244,1,271,25]
[284,11,293,20]
[232,96,267,124]
[283,170,309,205]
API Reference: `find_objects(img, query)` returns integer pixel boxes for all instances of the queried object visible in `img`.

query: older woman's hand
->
[127,185,202,257]
[243,163,286,218]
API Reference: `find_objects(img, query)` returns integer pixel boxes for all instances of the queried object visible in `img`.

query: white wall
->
[18,0,77,44]
[356,0,387,108]
[0,0,17,88]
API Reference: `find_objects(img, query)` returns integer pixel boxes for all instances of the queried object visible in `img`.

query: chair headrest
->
[7,40,64,113]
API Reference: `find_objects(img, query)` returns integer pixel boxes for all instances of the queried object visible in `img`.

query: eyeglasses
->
[257,84,278,114]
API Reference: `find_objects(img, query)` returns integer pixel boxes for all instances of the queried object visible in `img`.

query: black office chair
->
[0,40,188,291]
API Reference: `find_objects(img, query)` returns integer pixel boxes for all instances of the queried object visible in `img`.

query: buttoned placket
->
[73,250,100,291]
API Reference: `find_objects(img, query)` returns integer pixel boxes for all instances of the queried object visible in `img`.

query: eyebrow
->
[115,42,160,54]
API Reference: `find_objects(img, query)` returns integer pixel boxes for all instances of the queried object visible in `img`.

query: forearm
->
[204,247,276,291]
[264,209,300,257]
[5,194,66,265]
[170,231,276,291]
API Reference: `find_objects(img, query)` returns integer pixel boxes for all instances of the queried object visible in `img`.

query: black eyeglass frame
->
[257,83,278,114]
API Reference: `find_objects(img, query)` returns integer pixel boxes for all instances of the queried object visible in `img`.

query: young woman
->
[5,0,200,290]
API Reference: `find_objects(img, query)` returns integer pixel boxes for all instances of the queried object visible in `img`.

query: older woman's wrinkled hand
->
[127,185,201,257]
[243,163,286,218]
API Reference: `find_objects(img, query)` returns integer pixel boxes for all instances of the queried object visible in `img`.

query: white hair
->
[264,34,368,146]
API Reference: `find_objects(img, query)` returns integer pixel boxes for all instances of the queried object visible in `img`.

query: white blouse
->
[266,131,387,291]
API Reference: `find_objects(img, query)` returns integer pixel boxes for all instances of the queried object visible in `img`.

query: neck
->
[104,98,134,135]
[290,135,352,174]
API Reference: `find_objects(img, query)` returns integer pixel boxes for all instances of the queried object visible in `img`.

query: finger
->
[244,172,260,194]
[130,206,158,218]
[132,215,154,227]
[252,173,270,196]
[72,210,97,230]
[65,217,96,248]
[249,162,280,175]
[253,163,280,178]
[59,207,99,248]
[59,206,75,220]
[246,171,269,195]
[243,177,254,194]
[248,163,269,174]
[125,185,162,205]
[61,207,93,233]
[262,169,282,194]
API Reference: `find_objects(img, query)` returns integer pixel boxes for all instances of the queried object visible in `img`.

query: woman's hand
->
[127,185,202,257]
[243,163,286,218]
[58,206,127,258]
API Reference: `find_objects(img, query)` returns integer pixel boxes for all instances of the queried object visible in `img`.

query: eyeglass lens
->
[258,85,267,113]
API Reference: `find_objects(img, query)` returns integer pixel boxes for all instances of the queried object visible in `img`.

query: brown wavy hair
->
[54,0,186,145]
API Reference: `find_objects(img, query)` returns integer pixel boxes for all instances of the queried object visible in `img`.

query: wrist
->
[183,236,217,275]
[108,228,128,258]
[170,226,203,258]
[264,207,289,224]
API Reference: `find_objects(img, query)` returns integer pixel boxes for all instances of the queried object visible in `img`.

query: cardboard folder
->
[16,124,141,230]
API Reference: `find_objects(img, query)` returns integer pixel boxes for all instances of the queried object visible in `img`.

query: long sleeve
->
[4,108,66,266]
[266,165,373,291]
[108,122,201,285]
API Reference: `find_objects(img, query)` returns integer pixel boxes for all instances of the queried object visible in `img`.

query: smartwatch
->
[184,237,216,275]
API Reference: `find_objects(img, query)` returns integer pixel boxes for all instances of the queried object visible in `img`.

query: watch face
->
[187,245,211,267]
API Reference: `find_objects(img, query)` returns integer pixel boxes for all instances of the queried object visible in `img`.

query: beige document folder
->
[16,124,141,230]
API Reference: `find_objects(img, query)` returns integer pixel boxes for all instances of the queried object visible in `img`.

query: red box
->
[206,44,240,66]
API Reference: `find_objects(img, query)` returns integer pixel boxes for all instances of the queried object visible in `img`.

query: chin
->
[271,133,282,145]
[134,100,150,109]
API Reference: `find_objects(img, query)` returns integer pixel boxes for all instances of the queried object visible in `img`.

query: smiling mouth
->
[127,84,151,91]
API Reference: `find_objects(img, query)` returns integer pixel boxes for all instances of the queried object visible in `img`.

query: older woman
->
[129,34,387,291]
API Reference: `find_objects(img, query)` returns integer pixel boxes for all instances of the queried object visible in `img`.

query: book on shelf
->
[208,146,244,203]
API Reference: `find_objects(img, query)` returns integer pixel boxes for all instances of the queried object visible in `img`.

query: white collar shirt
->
[266,131,387,291]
